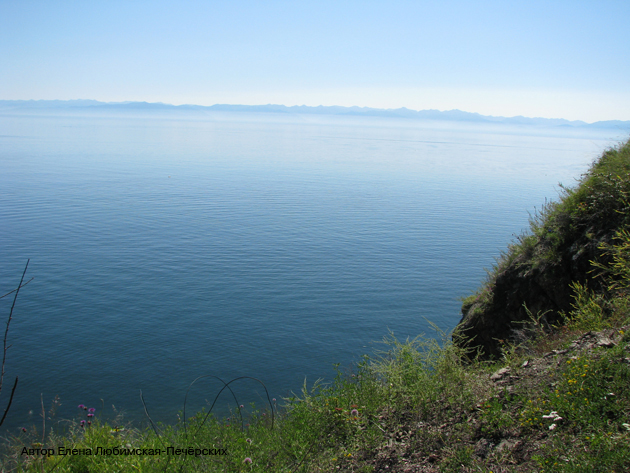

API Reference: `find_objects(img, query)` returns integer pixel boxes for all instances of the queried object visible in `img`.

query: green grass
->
[3,332,630,471]
[467,138,630,314]
[6,285,630,473]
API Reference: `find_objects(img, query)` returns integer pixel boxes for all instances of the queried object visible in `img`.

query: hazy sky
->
[1,0,629,122]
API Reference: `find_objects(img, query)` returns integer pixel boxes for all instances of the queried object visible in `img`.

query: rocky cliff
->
[455,138,630,358]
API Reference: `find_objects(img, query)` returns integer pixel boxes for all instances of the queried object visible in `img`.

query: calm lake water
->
[0,110,626,432]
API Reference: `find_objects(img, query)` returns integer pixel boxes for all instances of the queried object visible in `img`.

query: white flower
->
[549,423,557,430]
[542,411,562,422]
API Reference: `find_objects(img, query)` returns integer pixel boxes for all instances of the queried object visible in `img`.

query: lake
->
[0,110,626,432]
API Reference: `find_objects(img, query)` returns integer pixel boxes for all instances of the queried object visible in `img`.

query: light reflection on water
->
[0,111,623,431]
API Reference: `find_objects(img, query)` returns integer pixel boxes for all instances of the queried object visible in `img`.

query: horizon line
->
[2,98,630,126]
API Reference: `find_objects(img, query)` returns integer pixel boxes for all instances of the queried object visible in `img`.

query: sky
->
[1,0,629,122]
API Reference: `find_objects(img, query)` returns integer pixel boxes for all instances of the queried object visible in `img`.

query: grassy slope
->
[456,138,630,358]
[3,139,630,472]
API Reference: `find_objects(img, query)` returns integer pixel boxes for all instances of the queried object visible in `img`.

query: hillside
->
[2,100,630,129]
[456,138,630,359]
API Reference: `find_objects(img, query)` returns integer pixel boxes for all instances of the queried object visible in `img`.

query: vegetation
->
[457,138,630,358]
[2,139,630,471]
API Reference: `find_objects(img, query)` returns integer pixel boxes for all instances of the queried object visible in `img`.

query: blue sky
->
[1,0,629,122]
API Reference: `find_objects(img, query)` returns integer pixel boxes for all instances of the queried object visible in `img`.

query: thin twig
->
[0,261,29,431]
[139,391,176,473]
[139,391,165,445]
[0,277,34,300]
[290,440,318,473]
[183,375,241,440]
[1,260,29,394]
[190,376,275,438]
[0,376,18,427]
[41,393,46,446]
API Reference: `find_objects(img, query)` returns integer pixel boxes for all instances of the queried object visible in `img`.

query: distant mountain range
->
[1,99,629,129]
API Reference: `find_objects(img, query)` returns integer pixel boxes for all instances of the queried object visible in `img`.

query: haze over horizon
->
[1,1,629,123]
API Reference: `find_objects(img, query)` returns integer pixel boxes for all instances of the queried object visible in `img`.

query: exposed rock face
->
[454,237,600,358]
[454,139,630,359]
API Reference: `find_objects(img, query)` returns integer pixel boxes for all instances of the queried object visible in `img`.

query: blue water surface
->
[0,110,625,431]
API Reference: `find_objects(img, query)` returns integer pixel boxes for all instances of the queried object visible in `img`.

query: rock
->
[490,367,510,381]
[496,439,516,452]
[452,142,628,361]
[596,337,616,348]
[474,438,491,458]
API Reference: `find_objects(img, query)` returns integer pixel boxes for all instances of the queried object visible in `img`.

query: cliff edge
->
[455,137,630,358]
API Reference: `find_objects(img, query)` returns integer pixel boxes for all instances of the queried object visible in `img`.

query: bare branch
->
[0,376,18,428]
[0,277,34,300]
[1,259,29,394]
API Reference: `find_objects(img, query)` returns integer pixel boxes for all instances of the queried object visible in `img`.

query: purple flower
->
[351,409,359,416]
[88,408,96,413]
[243,457,252,464]
[239,405,244,409]
[246,438,252,444]
[80,420,86,427]
[87,413,94,418]
[78,404,85,410]
[20,427,26,432]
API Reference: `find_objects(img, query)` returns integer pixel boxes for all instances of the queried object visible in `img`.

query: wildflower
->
[246,438,252,444]
[351,409,359,416]
[80,420,86,427]
[549,424,557,430]
[542,411,563,422]
[88,407,96,413]
[239,405,244,409]
[21,427,26,432]
[87,413,94,418]
[78,404,86,410]
[243,457,252,464]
